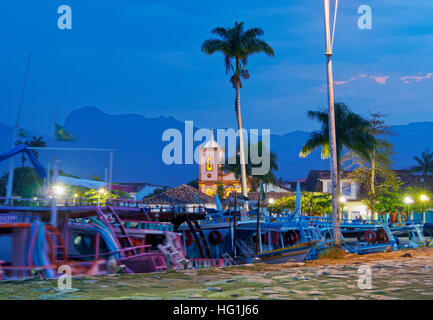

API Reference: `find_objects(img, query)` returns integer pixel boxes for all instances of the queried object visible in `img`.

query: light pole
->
[420,194,429,224]
[404,196,414,221]
[98,187,106,206]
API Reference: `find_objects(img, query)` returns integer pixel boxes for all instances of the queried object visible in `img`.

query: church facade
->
[197,133,242,198]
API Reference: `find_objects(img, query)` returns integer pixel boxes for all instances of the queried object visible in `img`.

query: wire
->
[331,0,339,51]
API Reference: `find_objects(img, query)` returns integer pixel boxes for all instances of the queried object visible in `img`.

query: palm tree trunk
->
[235,82,249,208]
[370,152,376,219]
[323,0,340,247]
[335,156,342,242]
[21,152,26,167]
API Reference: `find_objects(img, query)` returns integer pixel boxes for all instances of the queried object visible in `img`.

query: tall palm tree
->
[222,142,278,192]
[412,149,433,184]
[201,22,275,206]
[300,102,376,246]
[15,139,29,167]
[27,136,47,159]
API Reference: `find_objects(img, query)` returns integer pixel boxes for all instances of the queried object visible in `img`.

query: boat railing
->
[122,220,174,232]
[68,244,153,260]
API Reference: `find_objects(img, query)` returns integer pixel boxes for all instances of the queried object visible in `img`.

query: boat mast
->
[323,0,341,246]
[5,52,32,203]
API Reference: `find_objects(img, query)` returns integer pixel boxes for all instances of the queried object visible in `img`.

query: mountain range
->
[0,106,432,187]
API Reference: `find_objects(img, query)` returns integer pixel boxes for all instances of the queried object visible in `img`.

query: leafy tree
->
[202,21,275,204]
[345,113,402,217]
[267,192,332,215]
[0,167,43,198]
[216,183,225,199]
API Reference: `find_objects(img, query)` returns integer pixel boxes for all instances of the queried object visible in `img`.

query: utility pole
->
[6,52,32,203]
[50,158,60,227]
[256,196,261,254]
[232,192,237,258]
[323,0,341,246]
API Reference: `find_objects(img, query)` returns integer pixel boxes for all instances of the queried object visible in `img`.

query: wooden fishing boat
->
[257,241,316,264]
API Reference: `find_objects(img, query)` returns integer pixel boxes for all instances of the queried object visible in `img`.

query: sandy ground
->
[1,247,433,300]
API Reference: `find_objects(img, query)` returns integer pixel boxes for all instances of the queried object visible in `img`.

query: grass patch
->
[318,247,347,260]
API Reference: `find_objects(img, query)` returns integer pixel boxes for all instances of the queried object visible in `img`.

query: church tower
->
[198,130,241,197]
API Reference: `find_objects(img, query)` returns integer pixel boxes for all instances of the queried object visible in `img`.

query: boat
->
[179,209,324,264]
[0,198,211,280]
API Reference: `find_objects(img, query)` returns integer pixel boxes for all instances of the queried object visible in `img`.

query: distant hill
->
[0,106,432,186]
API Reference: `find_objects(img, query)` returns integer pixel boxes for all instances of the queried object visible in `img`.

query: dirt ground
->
[1,247,433,300]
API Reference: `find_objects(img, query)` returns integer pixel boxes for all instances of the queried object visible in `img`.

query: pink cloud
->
[370,75,389,85]
[400,73,433,84]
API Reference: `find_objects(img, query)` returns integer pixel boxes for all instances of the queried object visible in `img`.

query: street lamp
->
[404,196,414,220]
[420,194,429,223]
[98,188,106,206]
[269,198,274,204]
[53,184,65,197]
[339,196,346,203]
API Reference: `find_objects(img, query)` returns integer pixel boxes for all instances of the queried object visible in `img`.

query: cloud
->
[335,77,355,86]
[400,73,433,84]
[334,74,390,86]
[370,75,390,85]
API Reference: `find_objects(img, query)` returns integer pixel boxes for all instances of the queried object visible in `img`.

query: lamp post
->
[404,196,414,221]
[420,194,429,224]
[98,187,106,207]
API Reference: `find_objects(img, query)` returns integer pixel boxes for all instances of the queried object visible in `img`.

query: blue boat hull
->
[258,241,315,264]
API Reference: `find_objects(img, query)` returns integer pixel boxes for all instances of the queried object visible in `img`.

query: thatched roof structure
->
[140,184,215,205]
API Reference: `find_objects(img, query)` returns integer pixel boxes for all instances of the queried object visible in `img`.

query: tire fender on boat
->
[184,231,193,247]
[364,230,376,242]
[376,229,389,244]
[208,230,222,245]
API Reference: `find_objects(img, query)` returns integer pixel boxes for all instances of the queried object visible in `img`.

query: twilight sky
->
[1,0,433,135]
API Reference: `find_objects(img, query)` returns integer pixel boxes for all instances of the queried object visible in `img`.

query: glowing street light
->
[53,184,65,197]
[339,196,347,203]
[97,187,107,206]
[420,194,429,202]
[404,196,414,205]
[269,198,274,204]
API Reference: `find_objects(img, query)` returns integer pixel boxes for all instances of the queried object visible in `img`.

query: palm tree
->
[15,139,29,167]
[412,149,433,184]
[201,22,275,206]
[27,136,46,159]
[223,142,278,192]
[300,102,376,246]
